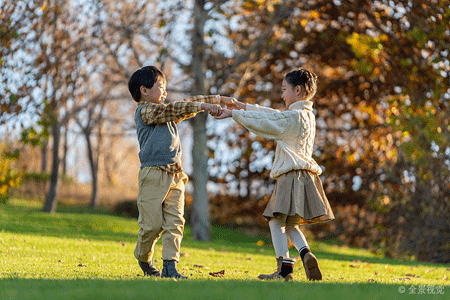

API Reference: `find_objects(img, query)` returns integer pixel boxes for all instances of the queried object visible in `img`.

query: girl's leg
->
[285,215,310,257]
[258,215,294,281]
[268,215,289,258]
[285,215,322,281]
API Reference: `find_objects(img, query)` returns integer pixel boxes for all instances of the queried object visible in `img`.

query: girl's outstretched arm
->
[220,96,246,110]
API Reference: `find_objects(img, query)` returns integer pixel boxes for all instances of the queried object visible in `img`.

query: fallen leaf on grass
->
[194,264,209,269]
[443,276,448,281]
[350,264,360,268]
[209,270,225,277]
[405,274,421,278]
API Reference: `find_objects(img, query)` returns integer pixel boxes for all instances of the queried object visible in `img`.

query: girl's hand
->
[220,96,245,110]
[202,103,222,116]
[214,108,232,119]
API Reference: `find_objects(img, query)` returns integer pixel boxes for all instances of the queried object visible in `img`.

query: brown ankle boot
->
[279,258,294,281]
[303,252,322,281]
[257,256,283,280]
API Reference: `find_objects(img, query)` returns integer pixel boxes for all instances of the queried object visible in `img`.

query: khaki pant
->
[134,166,188,262]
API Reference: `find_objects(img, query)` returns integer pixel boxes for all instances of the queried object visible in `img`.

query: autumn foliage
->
[207,0,450,262]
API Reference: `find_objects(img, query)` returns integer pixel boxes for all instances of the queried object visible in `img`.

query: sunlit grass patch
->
[1,198,449,299]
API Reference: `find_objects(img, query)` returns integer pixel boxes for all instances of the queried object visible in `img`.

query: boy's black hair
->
[128,66,166,102]
[284,68,318,100]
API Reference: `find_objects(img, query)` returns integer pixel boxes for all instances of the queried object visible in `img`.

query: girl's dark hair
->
[284,68,318,100]
[128,66,166,102]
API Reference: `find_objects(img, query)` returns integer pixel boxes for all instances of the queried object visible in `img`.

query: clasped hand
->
[201,103,222,117]
[201,96,244,119]
[201,103,232,119]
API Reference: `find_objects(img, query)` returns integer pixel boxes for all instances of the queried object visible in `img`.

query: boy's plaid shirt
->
[138,95,220,125]
[137,95,220,174]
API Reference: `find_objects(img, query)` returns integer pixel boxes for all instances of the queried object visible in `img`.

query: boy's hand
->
[201,103,222,117]
[220,96,245,110]
[214,108,232,119]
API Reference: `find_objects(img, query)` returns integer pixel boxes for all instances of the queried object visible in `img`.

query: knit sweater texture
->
[232,100,322,178]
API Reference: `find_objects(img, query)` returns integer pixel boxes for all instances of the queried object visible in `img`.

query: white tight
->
[268,214,309,258]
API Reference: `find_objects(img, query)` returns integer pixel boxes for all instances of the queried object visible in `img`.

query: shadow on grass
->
[1,200,444,268]
[1,200,269,256]
[0,200,138,243]
[2,277,445,300]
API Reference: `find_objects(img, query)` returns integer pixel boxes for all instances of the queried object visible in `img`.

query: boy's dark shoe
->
[138,260,161,277]
[302,252,322,281]
[162,260,187,279]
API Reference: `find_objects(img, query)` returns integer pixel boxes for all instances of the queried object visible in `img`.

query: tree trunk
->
[43,122,61,212]
[191,113,210,240]
[62,121,69,177]
[41,139,48,173]
[190,0,210,241]
[85,130,99,209]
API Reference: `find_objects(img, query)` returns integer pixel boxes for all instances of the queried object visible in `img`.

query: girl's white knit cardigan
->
[232,100,322,179]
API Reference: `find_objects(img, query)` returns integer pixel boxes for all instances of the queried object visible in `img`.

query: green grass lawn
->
[1,198,449,300]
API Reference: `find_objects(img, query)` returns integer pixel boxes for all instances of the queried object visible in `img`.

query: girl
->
[217,68,334,281]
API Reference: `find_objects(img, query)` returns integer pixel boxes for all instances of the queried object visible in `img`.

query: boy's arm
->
[140,99,222,125]
[184,95,220,105]
[140,102,201,125]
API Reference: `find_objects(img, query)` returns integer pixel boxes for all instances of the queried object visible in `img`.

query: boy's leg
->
[160,171,188,262]
[158,171,188,278]
[134,167,172,263]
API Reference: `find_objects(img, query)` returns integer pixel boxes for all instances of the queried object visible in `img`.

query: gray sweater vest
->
[135,105,182,168]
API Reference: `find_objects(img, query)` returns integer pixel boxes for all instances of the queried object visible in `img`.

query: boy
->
[128,66,221,278]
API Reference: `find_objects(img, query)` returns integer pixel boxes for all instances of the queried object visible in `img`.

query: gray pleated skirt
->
[263,169,335,225]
